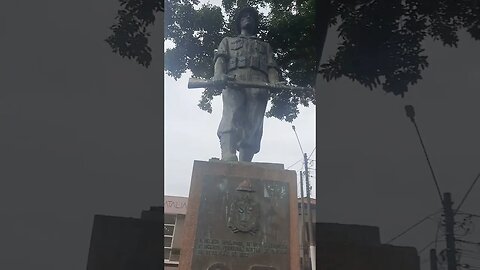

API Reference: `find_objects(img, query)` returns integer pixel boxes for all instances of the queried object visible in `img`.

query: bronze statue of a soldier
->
[214,6,280,162]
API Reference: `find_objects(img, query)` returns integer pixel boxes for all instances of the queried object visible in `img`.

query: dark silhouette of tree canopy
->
[107,0,480,121]
[322,0,480,96]
[106,0,164,67]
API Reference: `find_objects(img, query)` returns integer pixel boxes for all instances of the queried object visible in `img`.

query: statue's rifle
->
[187,76,314,92]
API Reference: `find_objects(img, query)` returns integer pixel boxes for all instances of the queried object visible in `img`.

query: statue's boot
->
[220,134,238,162]
[239,148,255,162]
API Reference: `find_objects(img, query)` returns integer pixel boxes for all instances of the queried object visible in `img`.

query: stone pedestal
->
[179,160,300,270]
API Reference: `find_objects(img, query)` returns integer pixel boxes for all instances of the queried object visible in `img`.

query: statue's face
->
[240,12,256,33]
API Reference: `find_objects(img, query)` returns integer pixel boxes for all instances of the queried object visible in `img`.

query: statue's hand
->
[213,74,228,88]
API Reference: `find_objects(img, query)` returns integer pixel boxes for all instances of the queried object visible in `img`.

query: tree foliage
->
[106,0,164,67]
[321,0,480,96]
[164,0,316,122]
[107,0,480,121]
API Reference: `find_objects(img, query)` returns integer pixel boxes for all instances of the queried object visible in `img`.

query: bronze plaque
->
[179,161,299,270]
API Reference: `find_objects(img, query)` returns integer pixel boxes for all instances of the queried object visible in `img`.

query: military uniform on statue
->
[214,6,280,162]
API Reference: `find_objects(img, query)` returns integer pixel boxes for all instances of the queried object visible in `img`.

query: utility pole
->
[299,172,308,270]
[405,105,456,269]
[404,106,480,270]
[430,249,438,270]
[443,192,457,270]
[304,153,315,270]
[291,125,315,270]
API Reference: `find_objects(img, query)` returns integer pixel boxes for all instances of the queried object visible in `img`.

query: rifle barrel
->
[187,78,216,89]
[187,78,313,92]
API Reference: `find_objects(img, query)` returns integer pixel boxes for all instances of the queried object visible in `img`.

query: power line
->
[459,264,480,270]
[458,212,480,218]
[420,240,448,255]
[308,146,316,160]
[419,240,436,254]
[455,172,480,215]
[456,239,480,246]
[386,209,441,244]
[287,158,303,169]
[458,212,480,217]
[297,162,305,171]
[459,255,480,261]
[458,248,480,255]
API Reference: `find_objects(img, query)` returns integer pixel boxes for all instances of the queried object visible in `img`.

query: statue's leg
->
[217,87,246,161]
[238,88,269,162]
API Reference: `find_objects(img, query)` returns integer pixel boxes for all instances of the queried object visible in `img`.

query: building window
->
[164,214,176,262]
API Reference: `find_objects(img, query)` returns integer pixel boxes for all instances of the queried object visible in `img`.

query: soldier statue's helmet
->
[234,6,259,35]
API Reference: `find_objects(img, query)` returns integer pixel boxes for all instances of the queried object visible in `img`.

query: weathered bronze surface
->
[179,161,299,270]
[214,6,281,162]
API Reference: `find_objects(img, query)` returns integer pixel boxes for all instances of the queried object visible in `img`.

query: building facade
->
[164,196,188,269]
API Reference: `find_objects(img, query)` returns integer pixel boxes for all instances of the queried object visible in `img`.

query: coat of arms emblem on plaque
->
[227,179,260,235]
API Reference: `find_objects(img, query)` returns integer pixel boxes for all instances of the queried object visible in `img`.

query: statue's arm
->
[213,38,229,80]
[266,43,280,83]
[214,57,227,79]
